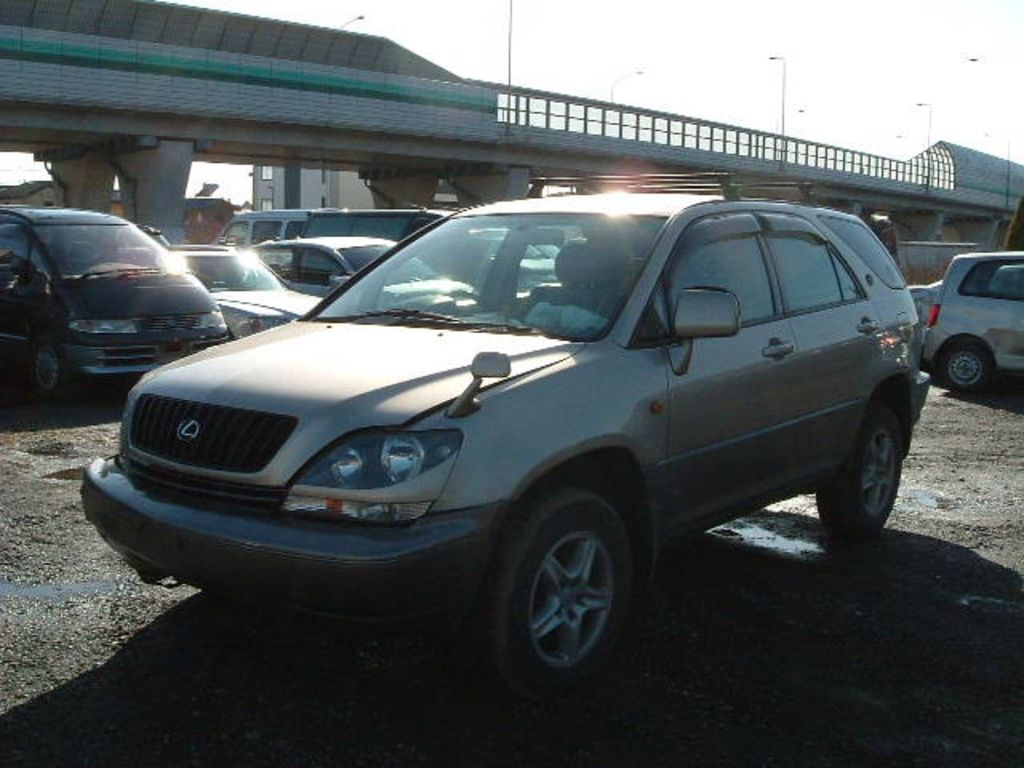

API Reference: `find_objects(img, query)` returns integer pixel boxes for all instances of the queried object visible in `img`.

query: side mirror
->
[673,288,740,339]
[448,351,512,418]
[11,255,34,282]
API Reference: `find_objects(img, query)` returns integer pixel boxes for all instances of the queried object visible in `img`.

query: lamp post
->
[339,15,364,30]
[915,102,933,189]
[769,56,787,164]
[610,70,644,104]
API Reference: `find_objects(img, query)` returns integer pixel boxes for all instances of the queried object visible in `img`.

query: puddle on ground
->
[897,487,952,511]
[0,579,118,600]
[710,521,825,560]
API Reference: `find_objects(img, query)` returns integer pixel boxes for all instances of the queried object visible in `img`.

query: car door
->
[295,247,345,297]
[958,259,1024,371]
[759,213,879,474]
[0,222,50,367]
[657,213,806,531]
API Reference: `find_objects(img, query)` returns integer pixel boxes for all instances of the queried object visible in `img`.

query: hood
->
[140,321,580,458]
[63,272,216,318]
[212,290,319,318]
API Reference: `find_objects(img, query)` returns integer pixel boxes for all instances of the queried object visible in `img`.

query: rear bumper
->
[81,458,497,619]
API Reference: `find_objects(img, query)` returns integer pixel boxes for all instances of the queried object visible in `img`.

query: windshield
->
[316,213,667,341]
[37,223,175,278]
[185,252,284,292]
[305,213,419,240]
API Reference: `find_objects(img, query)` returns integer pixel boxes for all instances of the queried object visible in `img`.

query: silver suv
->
[82,194,929,697]
[919,252,1024,391]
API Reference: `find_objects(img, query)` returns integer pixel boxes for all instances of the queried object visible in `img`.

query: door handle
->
[857,317,880,334]
[761,338,794,359]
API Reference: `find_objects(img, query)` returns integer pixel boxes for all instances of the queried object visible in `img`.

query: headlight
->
[283,430,462,524]
[229,313,290,338]
[68,318,139,334]
[196,310,227,330]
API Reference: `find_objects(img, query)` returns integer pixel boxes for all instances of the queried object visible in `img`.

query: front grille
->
[122,457,285,512]
[131,395,297,472]
[100,346,158,366]
[138,314,203,332]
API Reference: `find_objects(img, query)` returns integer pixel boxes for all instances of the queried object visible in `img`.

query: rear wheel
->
[816,403,903,540]
[937,339,994,392]
[488,488,632,698]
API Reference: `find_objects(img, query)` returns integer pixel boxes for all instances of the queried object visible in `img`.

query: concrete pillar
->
[47,152,115,212]
[368,176,439,209]
[891,211,946,242]
[115,140,193,243]
[284,162,302,208]
[452,167,531,205]
[953,218,1000,250]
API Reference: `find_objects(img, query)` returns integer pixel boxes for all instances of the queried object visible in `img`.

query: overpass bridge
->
[1,0,1021,245]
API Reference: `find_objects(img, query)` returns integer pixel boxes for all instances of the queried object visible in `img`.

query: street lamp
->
[915,102,933,151]
[339,15,364,30]
[609,70,644,104]
[915,102,933,189]
[768,56,787,138]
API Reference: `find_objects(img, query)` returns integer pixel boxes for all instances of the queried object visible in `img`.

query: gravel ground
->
[0,380,1021,767]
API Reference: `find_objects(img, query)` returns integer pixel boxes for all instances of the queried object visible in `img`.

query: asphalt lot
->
[0,379,1022,767]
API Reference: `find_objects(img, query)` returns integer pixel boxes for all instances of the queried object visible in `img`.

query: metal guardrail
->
[497,89,955,192]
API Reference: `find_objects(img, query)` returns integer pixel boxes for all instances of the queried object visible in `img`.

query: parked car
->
[919,251,1024,391]
[176,248,318,338]
[252,237,395,296]
[82,193,929,697]
[0,207,228,397]
[217,210,311,247]
[302,208,448,240]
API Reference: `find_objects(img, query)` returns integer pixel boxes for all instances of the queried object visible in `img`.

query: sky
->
[2,0,1022,205]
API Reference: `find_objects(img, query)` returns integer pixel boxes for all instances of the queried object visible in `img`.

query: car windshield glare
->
[186,253,284,292]
[38,224,177,278]
[315,213,666,340]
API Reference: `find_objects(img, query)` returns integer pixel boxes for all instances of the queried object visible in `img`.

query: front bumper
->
[63,336,228,376]
[81,457,498,619]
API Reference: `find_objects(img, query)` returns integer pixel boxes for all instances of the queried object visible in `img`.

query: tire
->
[816,403,903,541]
[487,487,633,699]
[29,335,72,399]
[936,339,994,393]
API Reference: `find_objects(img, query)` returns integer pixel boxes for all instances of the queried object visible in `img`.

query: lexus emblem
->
[176,419,202,442]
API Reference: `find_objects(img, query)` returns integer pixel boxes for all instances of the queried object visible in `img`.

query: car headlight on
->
[68,318,139,334]
[283,430,462,524]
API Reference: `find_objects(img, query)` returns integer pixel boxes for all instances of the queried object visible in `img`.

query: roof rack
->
[527,173,814,202]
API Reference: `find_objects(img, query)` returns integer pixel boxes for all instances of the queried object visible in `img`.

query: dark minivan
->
[0,207,229,396]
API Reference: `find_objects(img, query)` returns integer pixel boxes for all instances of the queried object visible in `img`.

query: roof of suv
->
[464,193,723,217]
[0,206,128,225]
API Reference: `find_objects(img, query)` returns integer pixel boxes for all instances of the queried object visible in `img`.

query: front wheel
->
[816,403,903,541]
[487,488,632,698]
[29,335,72,399]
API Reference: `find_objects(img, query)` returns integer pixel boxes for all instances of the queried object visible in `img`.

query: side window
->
[668,234,776,325]
[221,222,248,245]
[298,249,342,286]
[821,215,906,288]
[0,223,30,288]
[961,261,1024,301]
[284,220,305,239]
[258,248,296,281]
[251,221,281,244]
[769,234,858,313]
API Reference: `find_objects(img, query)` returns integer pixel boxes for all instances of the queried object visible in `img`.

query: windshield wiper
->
[74,266,164,280]
[330,309,469,326]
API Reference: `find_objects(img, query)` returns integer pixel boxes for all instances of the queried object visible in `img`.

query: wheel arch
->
[936,333,995,366]
[869,375,914,456]
[491,447,657,592]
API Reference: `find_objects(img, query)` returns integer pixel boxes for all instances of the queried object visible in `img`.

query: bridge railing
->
[496,88,955,191]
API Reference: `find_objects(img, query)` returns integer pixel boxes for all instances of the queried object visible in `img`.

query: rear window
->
[821,216,906,289]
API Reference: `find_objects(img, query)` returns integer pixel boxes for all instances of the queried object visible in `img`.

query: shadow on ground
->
[1,511,1021,767]
[938,380,1024,416]
[0,379,130,431]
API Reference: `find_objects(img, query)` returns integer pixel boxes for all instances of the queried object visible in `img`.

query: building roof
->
[0,180,54,201]
[0,0,459,82]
